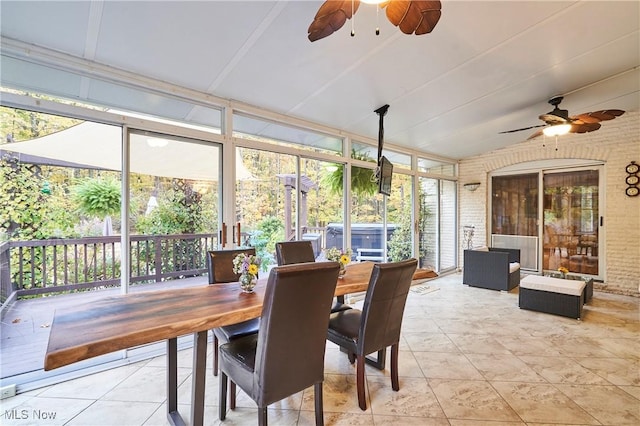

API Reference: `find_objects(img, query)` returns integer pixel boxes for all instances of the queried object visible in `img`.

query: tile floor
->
[1,273,639,425]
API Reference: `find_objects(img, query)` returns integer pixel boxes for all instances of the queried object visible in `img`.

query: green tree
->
[0,105,80,143]
[136,187,204,235]
[1,106,82,241]
[0,156,51,241]
[388,210,412,262]
[256,216,284,255]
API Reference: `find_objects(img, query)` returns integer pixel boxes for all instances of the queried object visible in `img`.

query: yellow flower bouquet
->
[233,253,260,292]
[325,247,353,276]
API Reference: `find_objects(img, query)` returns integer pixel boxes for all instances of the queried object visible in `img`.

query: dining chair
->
[326,258,418,410]
[207,248,261,376]
[218,261,340,426]
[275,240,351,312]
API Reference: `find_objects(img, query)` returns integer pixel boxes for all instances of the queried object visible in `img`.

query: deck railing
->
[1,224,398,304]
[0,233,217,301]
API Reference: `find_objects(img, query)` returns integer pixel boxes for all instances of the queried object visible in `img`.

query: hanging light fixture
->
[542,123,571,137]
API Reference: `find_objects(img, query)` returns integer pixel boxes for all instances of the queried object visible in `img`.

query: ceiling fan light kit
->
[542,123,571,137]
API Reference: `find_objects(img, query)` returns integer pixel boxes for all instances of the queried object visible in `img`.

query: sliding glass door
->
[543,169,600,276]
[491,166,602,277]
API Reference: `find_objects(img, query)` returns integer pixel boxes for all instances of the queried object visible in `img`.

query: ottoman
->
[519,275,586,319]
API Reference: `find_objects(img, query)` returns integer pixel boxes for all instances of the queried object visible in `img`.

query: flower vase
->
[338,264,346,278]
[239,273,257,293]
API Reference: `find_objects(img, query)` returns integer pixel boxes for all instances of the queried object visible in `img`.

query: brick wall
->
[459,112,640,296]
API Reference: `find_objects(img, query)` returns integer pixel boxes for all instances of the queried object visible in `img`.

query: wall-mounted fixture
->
[625,161,639,197]
[463,182,481,192]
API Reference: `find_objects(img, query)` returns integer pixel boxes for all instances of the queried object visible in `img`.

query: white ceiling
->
[1,1,638,160]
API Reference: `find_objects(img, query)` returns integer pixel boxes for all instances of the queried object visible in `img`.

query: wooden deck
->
[1,276,209,381]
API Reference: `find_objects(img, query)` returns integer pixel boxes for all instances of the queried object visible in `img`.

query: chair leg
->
[258,406,268,426]
[219,371,227,420]
[356,354,367,410]
[391,343,399,391]
[213,334,219,376]
[314,382,324,426]
[339,346,356,364]
[230,381,236,410]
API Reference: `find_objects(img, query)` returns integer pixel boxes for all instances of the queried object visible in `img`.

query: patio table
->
[44,261,375,426]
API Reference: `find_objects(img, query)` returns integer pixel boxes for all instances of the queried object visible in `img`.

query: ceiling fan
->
[500,96,625,140]
[307,0,442,42]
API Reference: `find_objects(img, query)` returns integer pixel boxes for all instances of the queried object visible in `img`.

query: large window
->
[416,177,457,272]
[302,157,344,254]
[128,131,220,286]
[418,177,438,269]
[235,147,345,268]
[347,161,386,262]
[387,172,413,262]
[491,174,538,236]
[235,147,296,268]
[1,109,124,380]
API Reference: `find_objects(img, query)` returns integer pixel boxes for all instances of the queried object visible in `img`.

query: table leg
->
[167,338,185,426]
[190,331,208,426]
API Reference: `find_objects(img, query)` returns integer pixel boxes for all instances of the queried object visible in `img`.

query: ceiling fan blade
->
[570,122,601,134]
[308,0,360,42]
[384,1,442,35]
[527,129,543,140]
[571,109,625,124]
[499,124,545,134]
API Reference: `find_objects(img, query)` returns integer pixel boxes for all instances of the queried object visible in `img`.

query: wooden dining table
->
[44,261,375,426]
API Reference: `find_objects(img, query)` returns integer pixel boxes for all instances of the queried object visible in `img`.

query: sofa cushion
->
[520,275,585,296]
[509,262,520,273]
[474,246,489,252]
